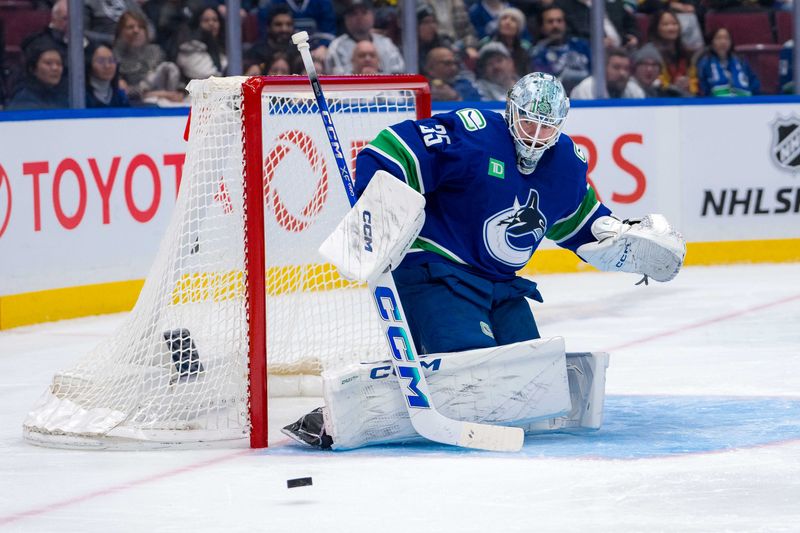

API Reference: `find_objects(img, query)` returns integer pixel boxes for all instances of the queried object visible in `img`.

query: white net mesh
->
[23,76,422,448]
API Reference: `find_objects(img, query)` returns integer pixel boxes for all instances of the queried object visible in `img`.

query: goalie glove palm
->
[576,214,686,282]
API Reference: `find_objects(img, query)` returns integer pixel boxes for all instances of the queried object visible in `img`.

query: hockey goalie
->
[283,72,686,450]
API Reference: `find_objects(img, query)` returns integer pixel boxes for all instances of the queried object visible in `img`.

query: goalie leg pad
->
[321,337,572,450]
[318,170,425,283]
[523,352,610,433]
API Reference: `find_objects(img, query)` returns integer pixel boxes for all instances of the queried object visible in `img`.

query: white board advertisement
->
[679,104,800,241]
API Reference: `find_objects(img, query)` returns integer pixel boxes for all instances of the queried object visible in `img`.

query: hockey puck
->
[286,477,313,488]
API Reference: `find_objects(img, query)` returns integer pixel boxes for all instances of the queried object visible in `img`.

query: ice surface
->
[1,263,799,532]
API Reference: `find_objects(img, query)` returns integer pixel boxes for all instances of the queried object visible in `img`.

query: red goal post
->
[241,75,432,448]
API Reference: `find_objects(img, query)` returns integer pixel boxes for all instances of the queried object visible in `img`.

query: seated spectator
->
[7,43,69,110]
[555,0,638,49]
[351,41,381,75]
[478,7,532,77]
[637,0,704,52]
[245,49,293,76]
[474,42,519,100]
[326,0,405,75]
[245,5,300,74]
[265,50,292,75]
[695,27,759,96]
[631,43,665,96]
[21,0,69,60]
[417,4,455,68]
[424,0,480,64]
[470,0,510,39]
[779,40,793,94]
[423,46,483,101]
[21,0,89,83]
[114,11,184,105]
[85,42,130,108]
[177,6,228,81]
[570,47,645,98]
[648,9,697,95]
[530,6,591,93]
[83,0,149,45]
[264,0,336,47]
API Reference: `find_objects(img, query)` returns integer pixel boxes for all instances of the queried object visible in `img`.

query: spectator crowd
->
[0,0,795,110]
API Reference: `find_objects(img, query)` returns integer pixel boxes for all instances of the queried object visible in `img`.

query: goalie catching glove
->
[576,214,686,282]
[319,170,425,283]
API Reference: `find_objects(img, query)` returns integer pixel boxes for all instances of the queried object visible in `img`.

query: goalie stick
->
[292,31,523,452]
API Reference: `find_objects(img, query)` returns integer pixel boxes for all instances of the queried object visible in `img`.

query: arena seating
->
[776,10,794,45]
[704,11,775,46]
[735,43,783,94]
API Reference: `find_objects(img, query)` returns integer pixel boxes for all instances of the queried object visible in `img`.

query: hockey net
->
[23,75,431,449]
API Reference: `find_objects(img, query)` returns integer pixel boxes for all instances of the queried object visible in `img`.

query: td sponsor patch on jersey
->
[488,158,505,179]
[456,109,487,131]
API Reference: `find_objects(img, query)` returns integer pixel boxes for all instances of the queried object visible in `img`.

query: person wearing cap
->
[417,4,455,68]
[630,43,664,97]
[7,42,69,110]
[325,0,405,75]
[477,7,533,77]
[475,42,519,100]
[530,6,591,94]
[570,47,645,99]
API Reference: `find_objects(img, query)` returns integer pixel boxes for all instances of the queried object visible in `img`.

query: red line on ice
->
[0,449,251,526]
[601,293,800,352]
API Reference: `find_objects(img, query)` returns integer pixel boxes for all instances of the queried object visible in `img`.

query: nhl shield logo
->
[771,117,800,172]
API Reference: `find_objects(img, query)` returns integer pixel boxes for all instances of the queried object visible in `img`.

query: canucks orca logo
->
[483,189,547,267]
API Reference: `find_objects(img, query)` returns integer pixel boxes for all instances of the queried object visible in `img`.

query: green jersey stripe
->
[361,144,409,184]
[386,127,424,194]
[368,128,423,193]
[546,185,601,243]
[410,236,467,264]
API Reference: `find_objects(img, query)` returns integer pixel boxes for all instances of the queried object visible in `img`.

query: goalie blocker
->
[318,170,425,283]
[282,337,609,450]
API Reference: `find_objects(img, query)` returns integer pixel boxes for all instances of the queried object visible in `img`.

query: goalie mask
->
[505,72,570,174]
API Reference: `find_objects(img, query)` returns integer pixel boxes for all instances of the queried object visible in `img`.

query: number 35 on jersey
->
[420,124,451,147]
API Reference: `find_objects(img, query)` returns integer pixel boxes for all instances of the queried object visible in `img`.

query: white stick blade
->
[458,423,524,452]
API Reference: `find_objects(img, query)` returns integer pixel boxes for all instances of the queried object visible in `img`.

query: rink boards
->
[1,98,799,328]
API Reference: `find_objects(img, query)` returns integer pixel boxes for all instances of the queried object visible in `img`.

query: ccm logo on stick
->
[373,285,430,409]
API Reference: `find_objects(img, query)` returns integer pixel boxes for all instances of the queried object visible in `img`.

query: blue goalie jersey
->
[354,108,612,281]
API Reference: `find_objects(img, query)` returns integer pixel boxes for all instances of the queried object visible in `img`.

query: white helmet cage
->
[505,72,570,174]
